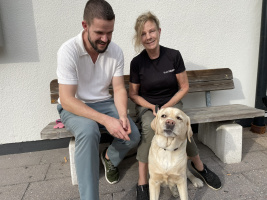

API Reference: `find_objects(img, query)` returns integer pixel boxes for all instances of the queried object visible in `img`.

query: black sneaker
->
[191,162,222,190]
[136,184,149,200]
[101,148,120,184]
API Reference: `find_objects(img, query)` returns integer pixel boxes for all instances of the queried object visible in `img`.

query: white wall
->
[0,0,262,144]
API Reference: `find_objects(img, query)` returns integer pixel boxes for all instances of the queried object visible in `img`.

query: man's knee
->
[74,121,101,143]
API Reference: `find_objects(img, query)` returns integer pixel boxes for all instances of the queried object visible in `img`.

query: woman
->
[129,12,222,200]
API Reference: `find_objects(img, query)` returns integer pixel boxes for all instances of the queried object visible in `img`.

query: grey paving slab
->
[215,151,267,174]
[253,136,267,148]
[45,162,71,180]
[99,163,138,195]
[243,127,267,139]
[40,148,70,165]
[242,138,266,153]
[242,168,267,193]
[263,150,267,155]
[0,151,43,169]
[0,164,49,187]
[191,173,258,200]
[112,188,136,200]
[100,193,112,200]
[22,177,79,200]
[0,183,28,200]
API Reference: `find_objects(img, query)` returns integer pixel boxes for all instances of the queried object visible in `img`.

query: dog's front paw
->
[191,177,204,188]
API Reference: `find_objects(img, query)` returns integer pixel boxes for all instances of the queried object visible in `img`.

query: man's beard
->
[88,34,110,53]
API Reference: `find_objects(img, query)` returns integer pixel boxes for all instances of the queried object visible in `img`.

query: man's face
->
[87,18,114,53]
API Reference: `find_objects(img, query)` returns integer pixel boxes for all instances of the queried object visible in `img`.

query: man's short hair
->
[83,0,115,25]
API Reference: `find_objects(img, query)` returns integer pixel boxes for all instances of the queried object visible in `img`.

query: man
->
[56,0,140,199]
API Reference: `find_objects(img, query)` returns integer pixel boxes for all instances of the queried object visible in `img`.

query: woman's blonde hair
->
[133,11,160,53]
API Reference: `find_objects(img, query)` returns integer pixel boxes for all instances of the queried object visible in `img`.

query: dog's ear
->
[151,117,157,132]
[186,116,193,142]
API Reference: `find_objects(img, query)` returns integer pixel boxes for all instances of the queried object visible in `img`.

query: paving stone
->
[253,137,267,148]
[215,151,267,174]
[45,162,71,180]
[99,194,112,200]
[243,127,262,139]
[243,127,267,139]
[112,188,136,200]
[0,151,43,169]
[40,148,69,164]
[0,164,49,187]
[242,138,266,153]
[99,166,138,195]
[23,177,79,200]
[0,183,28,200]
[262,150,267,155]
[242,168,267,193]
[191,173,257,199]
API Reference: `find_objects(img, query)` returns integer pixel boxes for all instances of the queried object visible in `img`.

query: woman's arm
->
[161,71,189,108]
[129,82,157,115]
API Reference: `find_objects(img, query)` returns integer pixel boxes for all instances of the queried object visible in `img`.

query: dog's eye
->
[161,114,167,118]
[177,116,182,120]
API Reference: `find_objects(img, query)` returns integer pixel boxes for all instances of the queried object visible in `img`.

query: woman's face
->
[141,20,161,51]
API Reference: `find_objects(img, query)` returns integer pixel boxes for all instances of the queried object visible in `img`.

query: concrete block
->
[216,123,242,163]
[69,137,78,185]
[198,122,242,164]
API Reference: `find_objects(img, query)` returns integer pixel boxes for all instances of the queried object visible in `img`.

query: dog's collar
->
[163,147,179,151]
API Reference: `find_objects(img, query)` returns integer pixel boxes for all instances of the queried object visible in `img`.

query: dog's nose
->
[166,119,175,130]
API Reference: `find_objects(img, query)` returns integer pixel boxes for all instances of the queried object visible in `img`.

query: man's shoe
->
[136,184,149,200]
[101,148,120,184]
[191,162,222,190]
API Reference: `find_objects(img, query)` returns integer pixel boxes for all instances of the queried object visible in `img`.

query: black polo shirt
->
[130,46,185,107]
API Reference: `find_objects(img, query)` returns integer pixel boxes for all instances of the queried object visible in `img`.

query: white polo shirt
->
[57,30,124,103]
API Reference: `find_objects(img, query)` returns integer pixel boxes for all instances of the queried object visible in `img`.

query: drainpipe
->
[254,0,267,126]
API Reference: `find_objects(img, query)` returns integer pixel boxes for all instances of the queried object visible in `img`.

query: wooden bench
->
[41,68,264,185]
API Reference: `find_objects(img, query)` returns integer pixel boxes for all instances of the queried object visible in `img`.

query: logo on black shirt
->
[163,69,175,74]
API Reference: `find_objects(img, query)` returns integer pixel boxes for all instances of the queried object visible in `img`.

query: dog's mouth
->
[164,129,177,137]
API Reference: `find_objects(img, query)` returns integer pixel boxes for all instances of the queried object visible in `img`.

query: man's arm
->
[112,76,131,135]
[59,83,130,140]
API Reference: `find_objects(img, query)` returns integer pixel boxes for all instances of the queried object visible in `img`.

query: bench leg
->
[69,137,78,185]
[198,121,242,164]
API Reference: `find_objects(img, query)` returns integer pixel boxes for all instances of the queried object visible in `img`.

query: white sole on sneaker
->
[100,150,119,184]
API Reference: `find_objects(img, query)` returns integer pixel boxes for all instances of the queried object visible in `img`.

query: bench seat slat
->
[41,104,264,140]
[183,104,265,124]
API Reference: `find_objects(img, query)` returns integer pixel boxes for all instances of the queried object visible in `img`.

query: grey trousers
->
[57,98,140,200]
[136,102,199,163]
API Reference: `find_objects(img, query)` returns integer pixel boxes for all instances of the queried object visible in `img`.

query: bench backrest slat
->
[50,68,234,104]
[187,68,233,82]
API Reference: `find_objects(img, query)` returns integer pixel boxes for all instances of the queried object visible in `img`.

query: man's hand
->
[104,116,131,141]
[119,115,132,135]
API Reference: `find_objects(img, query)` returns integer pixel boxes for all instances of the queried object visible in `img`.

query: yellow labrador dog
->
[149,107,203,200]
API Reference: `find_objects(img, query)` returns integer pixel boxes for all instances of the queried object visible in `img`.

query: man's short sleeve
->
[57,43,78,85]
[113,48,124,77]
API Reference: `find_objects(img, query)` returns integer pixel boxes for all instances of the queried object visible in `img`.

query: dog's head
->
[151,107,193,142]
